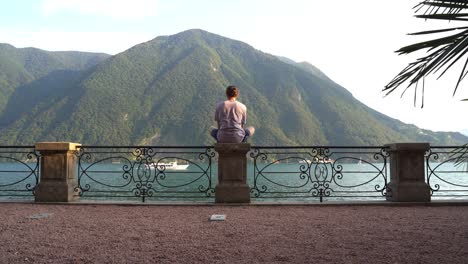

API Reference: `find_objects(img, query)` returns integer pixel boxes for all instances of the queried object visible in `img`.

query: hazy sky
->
[1,0,467,134]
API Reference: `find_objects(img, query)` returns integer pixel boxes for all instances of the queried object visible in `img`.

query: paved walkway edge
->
[1,200,468,206]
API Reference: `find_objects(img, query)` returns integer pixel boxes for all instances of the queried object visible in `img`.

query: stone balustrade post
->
[215,143,251,203]
[34,142,81,202]
[385,143,431,202]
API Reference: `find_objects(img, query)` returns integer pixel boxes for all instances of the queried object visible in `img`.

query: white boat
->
[357,157,364,166]
[146,161,189,171]
[298,159,333,164]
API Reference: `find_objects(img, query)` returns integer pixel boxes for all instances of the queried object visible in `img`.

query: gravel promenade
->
[1,203,467,264]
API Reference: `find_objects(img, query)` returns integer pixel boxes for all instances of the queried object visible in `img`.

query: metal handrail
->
[248,146,390,202]
[0,146,40,199]
[75,145,216,202]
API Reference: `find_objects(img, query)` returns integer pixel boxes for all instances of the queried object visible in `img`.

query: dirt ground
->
[0,203,467,263]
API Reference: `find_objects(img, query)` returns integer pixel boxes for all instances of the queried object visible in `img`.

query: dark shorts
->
[210,128,253,143]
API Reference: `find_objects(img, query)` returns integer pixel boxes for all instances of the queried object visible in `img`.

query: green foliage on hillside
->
[0,30,466,146]
[0,43,109,115]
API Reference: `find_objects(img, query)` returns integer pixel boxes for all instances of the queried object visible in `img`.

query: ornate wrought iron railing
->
[249,146,390,202]
[75,146,216,202]
[0,146,40,199]
[426,146,468,198]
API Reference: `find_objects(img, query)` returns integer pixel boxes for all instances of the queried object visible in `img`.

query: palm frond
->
[416,0,468,17]
[409,26,468,35]
[385,0,468,104]
[450,143,468,171]
[416,14,468,21]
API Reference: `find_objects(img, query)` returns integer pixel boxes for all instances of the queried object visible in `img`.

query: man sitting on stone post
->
[211,85,255,143]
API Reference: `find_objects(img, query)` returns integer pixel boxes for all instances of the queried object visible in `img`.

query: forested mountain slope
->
[0,30,465,145]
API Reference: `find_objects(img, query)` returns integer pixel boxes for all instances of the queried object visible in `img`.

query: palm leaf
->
[416,0,468,16]
[385,0,468,104]
[402,2,468,171]
[450,143,468,171]
[409,26,468,35]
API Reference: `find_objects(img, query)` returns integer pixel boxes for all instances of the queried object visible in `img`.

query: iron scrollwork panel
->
[0,147,40,199]
[75,146,215,202]
[249,147,389,202]
[426,147,468,198]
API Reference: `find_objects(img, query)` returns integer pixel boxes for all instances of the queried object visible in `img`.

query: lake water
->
[1,161,467,202]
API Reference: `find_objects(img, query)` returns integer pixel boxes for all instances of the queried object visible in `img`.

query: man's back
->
[215,100,247,143]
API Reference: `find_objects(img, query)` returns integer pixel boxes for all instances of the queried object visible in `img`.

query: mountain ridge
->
[0,29,466,146]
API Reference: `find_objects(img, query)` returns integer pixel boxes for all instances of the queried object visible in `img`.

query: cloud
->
[41,0,158,19]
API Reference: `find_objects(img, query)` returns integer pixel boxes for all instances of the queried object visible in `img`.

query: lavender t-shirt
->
[215,100,247,143]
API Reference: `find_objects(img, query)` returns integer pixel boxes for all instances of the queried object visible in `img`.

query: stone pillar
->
[34,142,81,202]
[215,143,251,203]
[385,143,431,202]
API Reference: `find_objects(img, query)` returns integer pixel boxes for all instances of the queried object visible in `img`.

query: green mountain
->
[0,29,466,146]
[0,43,109,115]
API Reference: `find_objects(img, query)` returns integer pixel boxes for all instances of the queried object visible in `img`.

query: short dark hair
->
[226,85,239,98]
